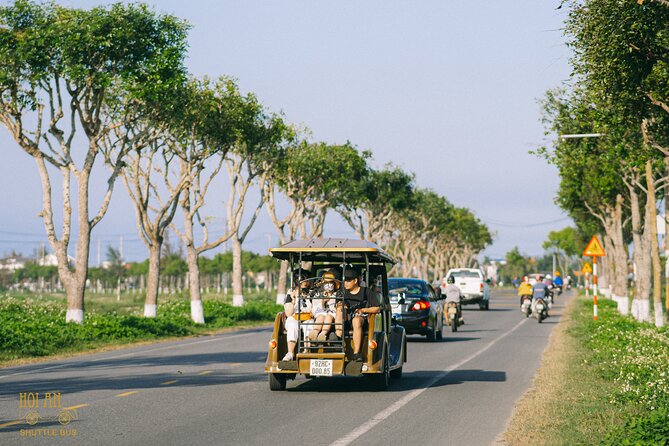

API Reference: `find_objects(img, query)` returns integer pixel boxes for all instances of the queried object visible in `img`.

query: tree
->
[542,227,582,278]
[263,140,369,302]
[542,1,669,323]
[0,1,188,322]
[105,246,125,302]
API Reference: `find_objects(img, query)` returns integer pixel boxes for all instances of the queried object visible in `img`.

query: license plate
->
[310,359,333,376]
[391,303,401,313]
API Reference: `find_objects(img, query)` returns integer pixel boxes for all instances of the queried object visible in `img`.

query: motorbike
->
[520,295,532,318]
[533,298,548,323]
[554,285,563,296]
[446,301,460,332]
[546,286,554,309]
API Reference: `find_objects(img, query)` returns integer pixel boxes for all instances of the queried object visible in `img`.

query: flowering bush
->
[574,299,669,445]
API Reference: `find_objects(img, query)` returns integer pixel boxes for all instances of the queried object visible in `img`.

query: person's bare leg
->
[352,316,363,354]
[323,315,334,335]
[335,304,344,338]
[310,314,325,339]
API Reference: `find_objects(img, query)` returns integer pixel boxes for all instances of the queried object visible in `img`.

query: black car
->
[388,277,444,341]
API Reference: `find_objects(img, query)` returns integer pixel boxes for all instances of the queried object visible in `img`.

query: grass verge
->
[0,293,282,366]
[503,296,669,445]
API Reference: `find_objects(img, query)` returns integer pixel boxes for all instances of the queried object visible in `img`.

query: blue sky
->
[0,0,572,262]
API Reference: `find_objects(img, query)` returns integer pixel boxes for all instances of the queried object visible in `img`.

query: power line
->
[480,216,571,228]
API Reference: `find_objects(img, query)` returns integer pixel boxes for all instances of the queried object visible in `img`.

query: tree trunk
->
[646,160,664,327]
[145,243,161,317]
[276,260,288,305]
[186,245,204,324]
[629,184,652,322]
[231,237,244,306]
[605,197,629,314]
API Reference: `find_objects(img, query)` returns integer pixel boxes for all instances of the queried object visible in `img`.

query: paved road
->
[0,289,571,446]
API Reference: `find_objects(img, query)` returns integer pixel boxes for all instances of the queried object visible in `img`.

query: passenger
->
[334,268,380,363]
[282,268,314,362]
[518,276,533,306]
[308,270,339,342]
[444,275,464,324]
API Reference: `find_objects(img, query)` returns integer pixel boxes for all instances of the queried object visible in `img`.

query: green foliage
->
[497,247,532,283]
[569,298,669,444]
[605,408,669,446]
[0,296,281,360]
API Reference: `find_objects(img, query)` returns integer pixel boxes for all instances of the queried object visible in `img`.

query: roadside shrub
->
[573,298,669,445]
[604,408,669,446]
[0,296,281,360]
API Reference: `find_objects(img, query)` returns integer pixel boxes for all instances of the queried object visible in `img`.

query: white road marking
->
[0,331,257,380]
[330,318,529,446]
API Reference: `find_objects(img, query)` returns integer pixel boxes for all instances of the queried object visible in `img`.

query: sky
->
[0,0,573,263]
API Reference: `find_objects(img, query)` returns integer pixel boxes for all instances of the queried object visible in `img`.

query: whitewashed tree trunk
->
[231,237,244,307]
[629,182,652,322]
[186,245,205,324]
[645,160,664,327]
[145,244,161,318]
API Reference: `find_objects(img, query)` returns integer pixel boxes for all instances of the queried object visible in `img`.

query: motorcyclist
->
[444,275,464,325]
[554,271,564,294]
[532,279,551,317]
[543,274,555,304]
[517,276,533,306]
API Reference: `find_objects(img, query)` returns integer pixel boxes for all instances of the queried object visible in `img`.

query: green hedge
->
[0,297,281,360]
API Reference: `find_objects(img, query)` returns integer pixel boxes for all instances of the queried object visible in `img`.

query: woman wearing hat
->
[308,269,340,342]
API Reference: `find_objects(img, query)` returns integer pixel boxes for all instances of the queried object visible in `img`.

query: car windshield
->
[449,270,481,279]
[388,279,427,298]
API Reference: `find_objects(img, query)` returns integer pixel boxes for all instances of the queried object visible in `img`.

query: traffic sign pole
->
[583,235,605,321]
[593,257,598,320]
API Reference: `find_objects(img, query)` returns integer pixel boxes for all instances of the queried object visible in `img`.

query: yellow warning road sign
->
[583,235,605,257]
[582,262,592,274]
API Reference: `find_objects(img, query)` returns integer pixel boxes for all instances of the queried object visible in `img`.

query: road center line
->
[0,331,257,380]
[330,317,529,446]
[115,391,138,397]
[63,404,89,410]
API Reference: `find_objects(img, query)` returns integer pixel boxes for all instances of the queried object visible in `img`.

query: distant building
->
[0,255,30,271]
[37,253,74,267]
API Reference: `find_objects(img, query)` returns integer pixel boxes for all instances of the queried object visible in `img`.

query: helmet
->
[523,276,529,282]
[447,276,455,284]
[546,274,552,280]
[555,271,561,276]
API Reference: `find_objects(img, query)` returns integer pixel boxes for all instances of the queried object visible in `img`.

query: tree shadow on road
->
[0,366,267,399]
[407,336,479,344]
[288,369,506,393]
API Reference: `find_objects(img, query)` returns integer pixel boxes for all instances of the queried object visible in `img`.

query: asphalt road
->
[0,289,572,446]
